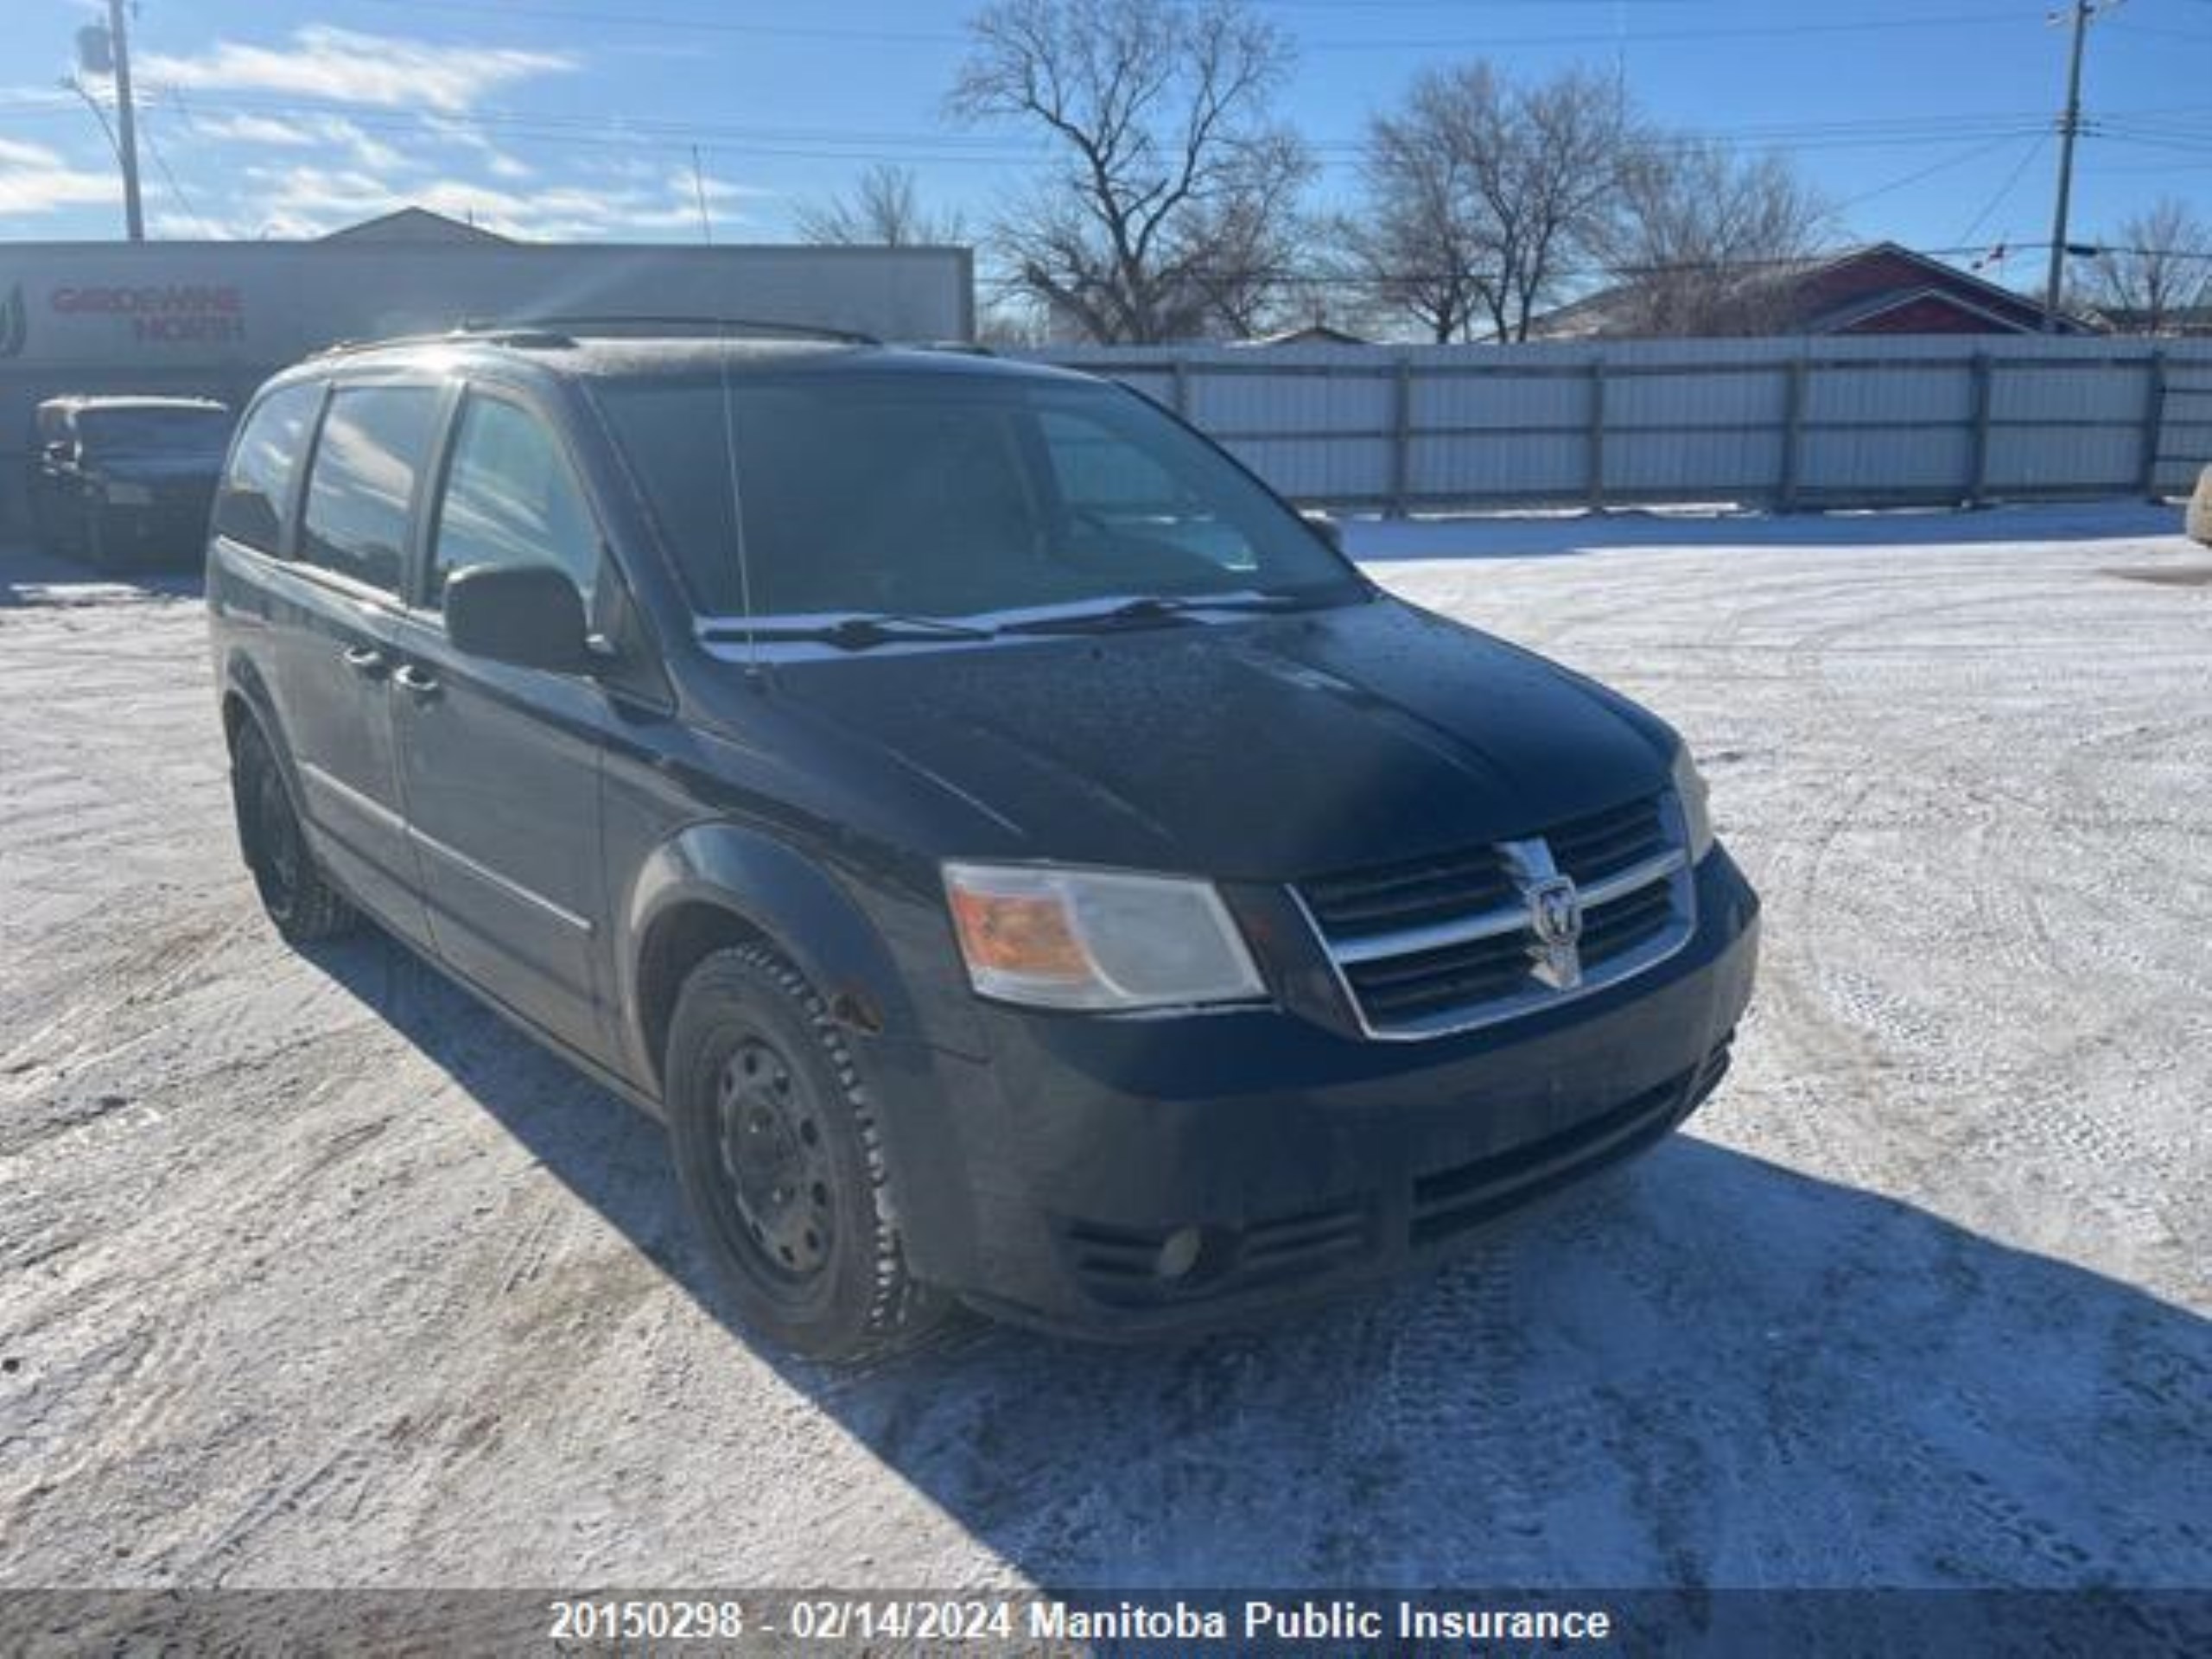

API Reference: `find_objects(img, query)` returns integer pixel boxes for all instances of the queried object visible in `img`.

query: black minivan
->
[207,322,1758,1360]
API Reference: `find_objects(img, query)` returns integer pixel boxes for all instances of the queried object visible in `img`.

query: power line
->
[341,0,2037,54]
[1955,130,2049,247]
[1831,133,2028,213]
[0,87,2075,171]
[137,110,219,238]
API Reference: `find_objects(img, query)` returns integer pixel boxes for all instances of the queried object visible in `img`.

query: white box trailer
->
[0,237,973,529]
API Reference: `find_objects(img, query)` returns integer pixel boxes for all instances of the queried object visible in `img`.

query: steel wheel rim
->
[713,1033,836,1284]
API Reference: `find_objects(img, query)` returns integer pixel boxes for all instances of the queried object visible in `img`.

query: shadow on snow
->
[301,929,2209,1593]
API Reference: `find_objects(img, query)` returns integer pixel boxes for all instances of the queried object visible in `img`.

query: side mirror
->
[1301,510,1344,553]
[41,440,72,464]
[444,563,589,673]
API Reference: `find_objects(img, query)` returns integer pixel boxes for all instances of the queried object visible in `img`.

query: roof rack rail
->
[459,315,880,346]
[307,328,468,360]
[306,315,879,361]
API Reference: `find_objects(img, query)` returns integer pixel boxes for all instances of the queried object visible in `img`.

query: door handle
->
[392,664,442,701]
[340,645,388,679]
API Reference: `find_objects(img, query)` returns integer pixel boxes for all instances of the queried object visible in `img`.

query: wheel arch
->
[217,655,311,819]
[620,824,926,1101]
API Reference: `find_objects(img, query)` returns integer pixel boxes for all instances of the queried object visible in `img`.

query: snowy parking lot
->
[1,502,2207,1594]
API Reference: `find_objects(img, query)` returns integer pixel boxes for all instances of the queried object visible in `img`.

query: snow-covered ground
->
[1,502,2206,1592]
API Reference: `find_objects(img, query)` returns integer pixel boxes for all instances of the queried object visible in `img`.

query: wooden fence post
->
[1778,357,1808,512]
[1171,355,1191,419]
[1389,353,1414,518]
[2138,351,2168,499]
[1586,357,1607,512]
[1965,353,1994,508]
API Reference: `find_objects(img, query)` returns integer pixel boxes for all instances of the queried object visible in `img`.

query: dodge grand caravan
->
[206,321,1759,1360]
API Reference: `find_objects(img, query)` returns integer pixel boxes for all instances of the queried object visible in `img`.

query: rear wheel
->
[232,718,358,943]
[665,944,943,1363]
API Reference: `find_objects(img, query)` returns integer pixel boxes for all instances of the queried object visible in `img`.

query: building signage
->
[48,282,246,345]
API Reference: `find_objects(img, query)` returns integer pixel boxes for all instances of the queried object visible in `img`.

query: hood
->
[766,596,1675,880]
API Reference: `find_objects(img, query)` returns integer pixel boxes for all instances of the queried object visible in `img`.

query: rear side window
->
[299,385,438,593]
[215,383,321,554]
[427,394,599,609]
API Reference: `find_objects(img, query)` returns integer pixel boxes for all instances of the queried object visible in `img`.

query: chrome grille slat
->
[1294,791,1697,1041]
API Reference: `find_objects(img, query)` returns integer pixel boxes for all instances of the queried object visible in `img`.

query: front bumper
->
[877,848,1761,1338]
[93,493,214,566]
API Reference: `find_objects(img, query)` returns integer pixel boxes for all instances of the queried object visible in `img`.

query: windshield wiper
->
[998,592,1325,637]
[698,613,997,651]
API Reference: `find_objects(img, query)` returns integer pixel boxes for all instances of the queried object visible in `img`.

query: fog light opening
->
[1154,1225,1205,1281]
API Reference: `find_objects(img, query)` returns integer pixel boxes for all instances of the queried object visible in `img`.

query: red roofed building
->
[1535,242,2097,339]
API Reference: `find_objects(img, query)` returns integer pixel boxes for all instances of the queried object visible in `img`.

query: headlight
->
[1670,743,1715,862]
[104,480,155,506]
[943,862,1264,1012]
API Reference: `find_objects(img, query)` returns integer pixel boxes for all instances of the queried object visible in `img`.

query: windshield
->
[77,407,232,458]
[591,371,1360,623]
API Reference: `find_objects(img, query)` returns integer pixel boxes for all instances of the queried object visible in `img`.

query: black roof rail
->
[459,315,880,346]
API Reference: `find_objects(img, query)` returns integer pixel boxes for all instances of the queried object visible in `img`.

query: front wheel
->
[665,944,944,1363]
[232,718,358,944]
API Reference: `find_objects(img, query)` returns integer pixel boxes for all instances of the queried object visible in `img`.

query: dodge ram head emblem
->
[1526,874,1583,989]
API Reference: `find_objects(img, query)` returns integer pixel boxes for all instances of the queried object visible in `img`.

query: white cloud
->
[190,111,408,172]
[139,25,574,113]
[0,137,116,218]
[247,161,763,243]
[419,114,533,183]
[189,112,315,148]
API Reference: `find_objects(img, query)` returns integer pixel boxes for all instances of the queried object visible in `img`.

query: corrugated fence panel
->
[1801,429,1974,498]
[1991,361,2153,423]
[1413,369,1590,433]
[1986,429,2144,493]
[1608,365,1783,429]
[1806,361,1977,426]
[1410,431,1587,499]
[1607,431,1785,495]
[1223,436,1395,502]
[1029,339,2212,512]
[1193,369,1396,437]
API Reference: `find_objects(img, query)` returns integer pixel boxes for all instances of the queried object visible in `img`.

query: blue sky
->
[2,0,2205,292]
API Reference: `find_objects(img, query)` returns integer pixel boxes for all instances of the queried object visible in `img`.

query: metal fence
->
[1028,335,2212,514]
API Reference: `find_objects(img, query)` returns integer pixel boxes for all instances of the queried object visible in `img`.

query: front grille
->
[1300,846,1519,941]
[1545,794,1670,884]
[1295,791,1695,1039]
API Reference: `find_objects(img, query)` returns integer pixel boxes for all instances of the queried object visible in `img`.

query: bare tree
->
[949,0,1313,343]
[1348,63,1632,343]
[2077,198,2212,334]
[1345,70,1496,343]
[1599,142,1831,335]
[795,163,967,247]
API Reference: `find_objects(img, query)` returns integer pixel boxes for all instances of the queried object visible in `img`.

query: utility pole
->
[2041,0,2099,332]
[106,0,145,241]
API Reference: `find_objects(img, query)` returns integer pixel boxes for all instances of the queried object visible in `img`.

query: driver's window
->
[1037,408,1258,573]
[429,393,599,610]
